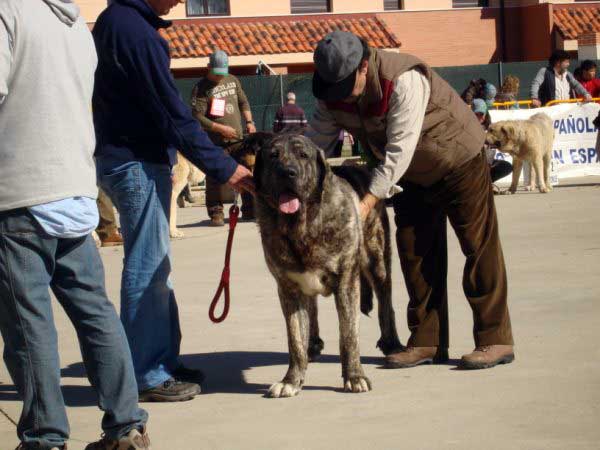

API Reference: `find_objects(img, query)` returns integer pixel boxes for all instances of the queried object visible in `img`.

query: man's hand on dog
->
[359,193,379,221]
[227,164,255,195]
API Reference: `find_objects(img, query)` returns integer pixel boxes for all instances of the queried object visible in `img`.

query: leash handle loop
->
[208,204,240,323]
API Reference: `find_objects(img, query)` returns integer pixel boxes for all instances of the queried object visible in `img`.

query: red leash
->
[208,201,240,323]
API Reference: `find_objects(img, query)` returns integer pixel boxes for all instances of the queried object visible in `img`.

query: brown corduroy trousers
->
[392,153,514,349]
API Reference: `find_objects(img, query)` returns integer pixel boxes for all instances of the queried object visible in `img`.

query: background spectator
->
[191,50,256,225]
[273,91,308,132]
[461,78,487,105]
[574,60,600,98]
[495,75,521,109]
[483,82,497,109]
[530,50,591,107]
[472,98,491,130]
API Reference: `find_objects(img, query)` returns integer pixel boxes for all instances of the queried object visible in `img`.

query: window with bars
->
[452,0,489,7]
[187,0,230,17]
[384,0,402,10]
[291,0,331,14]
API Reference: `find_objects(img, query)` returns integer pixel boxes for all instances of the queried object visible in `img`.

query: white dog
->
[170,152,205,238]
[486,113,554,194]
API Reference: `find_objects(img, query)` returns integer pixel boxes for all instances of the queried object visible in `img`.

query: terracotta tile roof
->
[159,16,400,59]
[553,6,600,40]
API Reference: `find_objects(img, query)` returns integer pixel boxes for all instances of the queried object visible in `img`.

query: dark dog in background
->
[250,133,402,398]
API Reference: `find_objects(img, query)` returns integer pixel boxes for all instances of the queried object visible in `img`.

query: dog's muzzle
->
[274,165,301,215]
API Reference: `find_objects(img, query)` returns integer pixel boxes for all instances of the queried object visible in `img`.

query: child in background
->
[575,60,600,98]
[495,75,521,109]
[484,82,497,109]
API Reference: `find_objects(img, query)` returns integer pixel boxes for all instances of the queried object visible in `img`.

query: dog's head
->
[486,121,519,154]
[254,133,332,216]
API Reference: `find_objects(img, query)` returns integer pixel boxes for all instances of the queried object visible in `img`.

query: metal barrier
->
[492,98,600,109]
[545,98,600,107]
[491,100,533,109]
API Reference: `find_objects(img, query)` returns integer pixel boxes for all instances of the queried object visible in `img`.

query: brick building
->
[78,0,600,76]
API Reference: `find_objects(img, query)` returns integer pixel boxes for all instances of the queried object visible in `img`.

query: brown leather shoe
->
[460,345,514,370]
[101,231,124,247]
[384,346,447,369]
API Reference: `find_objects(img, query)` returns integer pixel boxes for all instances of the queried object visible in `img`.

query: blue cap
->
[209,50,229,75]
[472,98,488,115]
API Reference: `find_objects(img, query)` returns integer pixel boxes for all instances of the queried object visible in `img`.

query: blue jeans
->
[0,208,147,450]
[96,158,182,391]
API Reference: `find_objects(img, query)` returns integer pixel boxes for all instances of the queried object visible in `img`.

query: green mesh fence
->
[175,59,599,131]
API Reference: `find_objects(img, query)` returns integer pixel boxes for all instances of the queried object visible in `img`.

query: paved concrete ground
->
[1,179,600,450]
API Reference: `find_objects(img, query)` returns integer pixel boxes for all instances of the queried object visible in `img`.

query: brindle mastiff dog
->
[251,133,403,398]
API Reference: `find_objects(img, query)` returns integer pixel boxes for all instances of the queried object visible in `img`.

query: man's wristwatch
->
[247,120,254,124]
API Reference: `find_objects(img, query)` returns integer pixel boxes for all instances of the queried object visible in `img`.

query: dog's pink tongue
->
[279,193,300,214]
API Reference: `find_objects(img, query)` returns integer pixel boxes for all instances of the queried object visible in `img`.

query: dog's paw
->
[170,229,185,239]
[539,186,550,194]
[343,376,372,394]
[267,382,301,398]
[308,336,325,362]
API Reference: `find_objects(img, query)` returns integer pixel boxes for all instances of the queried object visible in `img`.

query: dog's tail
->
[360,274,374,316]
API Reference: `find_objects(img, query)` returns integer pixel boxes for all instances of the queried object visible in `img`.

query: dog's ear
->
[246,132,274,192]
[500,123,515,140]
[315,145,333,194]
[248,131,275,148]
[254,145,265,192]
[232,132,274,159]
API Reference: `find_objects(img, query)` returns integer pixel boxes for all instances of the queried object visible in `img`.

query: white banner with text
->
[489,103,600,181]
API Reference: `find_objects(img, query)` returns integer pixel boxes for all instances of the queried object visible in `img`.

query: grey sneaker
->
[138,378,198,402]
[85,427,150,450]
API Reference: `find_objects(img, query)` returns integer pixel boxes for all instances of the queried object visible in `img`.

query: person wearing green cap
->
[191,50,257,225]
[307,31,515,371]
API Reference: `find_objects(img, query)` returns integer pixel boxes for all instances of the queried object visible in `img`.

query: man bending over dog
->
[307,31,514,370]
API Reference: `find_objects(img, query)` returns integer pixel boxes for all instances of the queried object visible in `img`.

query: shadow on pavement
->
[177,220,213,229]
[180,351,393,395]
[4,352,463,405]
[0,383,98,407]
[58,351,390,397]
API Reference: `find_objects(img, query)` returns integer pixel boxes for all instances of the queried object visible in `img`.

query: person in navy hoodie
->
[92,0,254,403]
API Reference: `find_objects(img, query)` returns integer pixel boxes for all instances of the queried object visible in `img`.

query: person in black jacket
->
[530,50,591,107]
[93,0,254,403]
